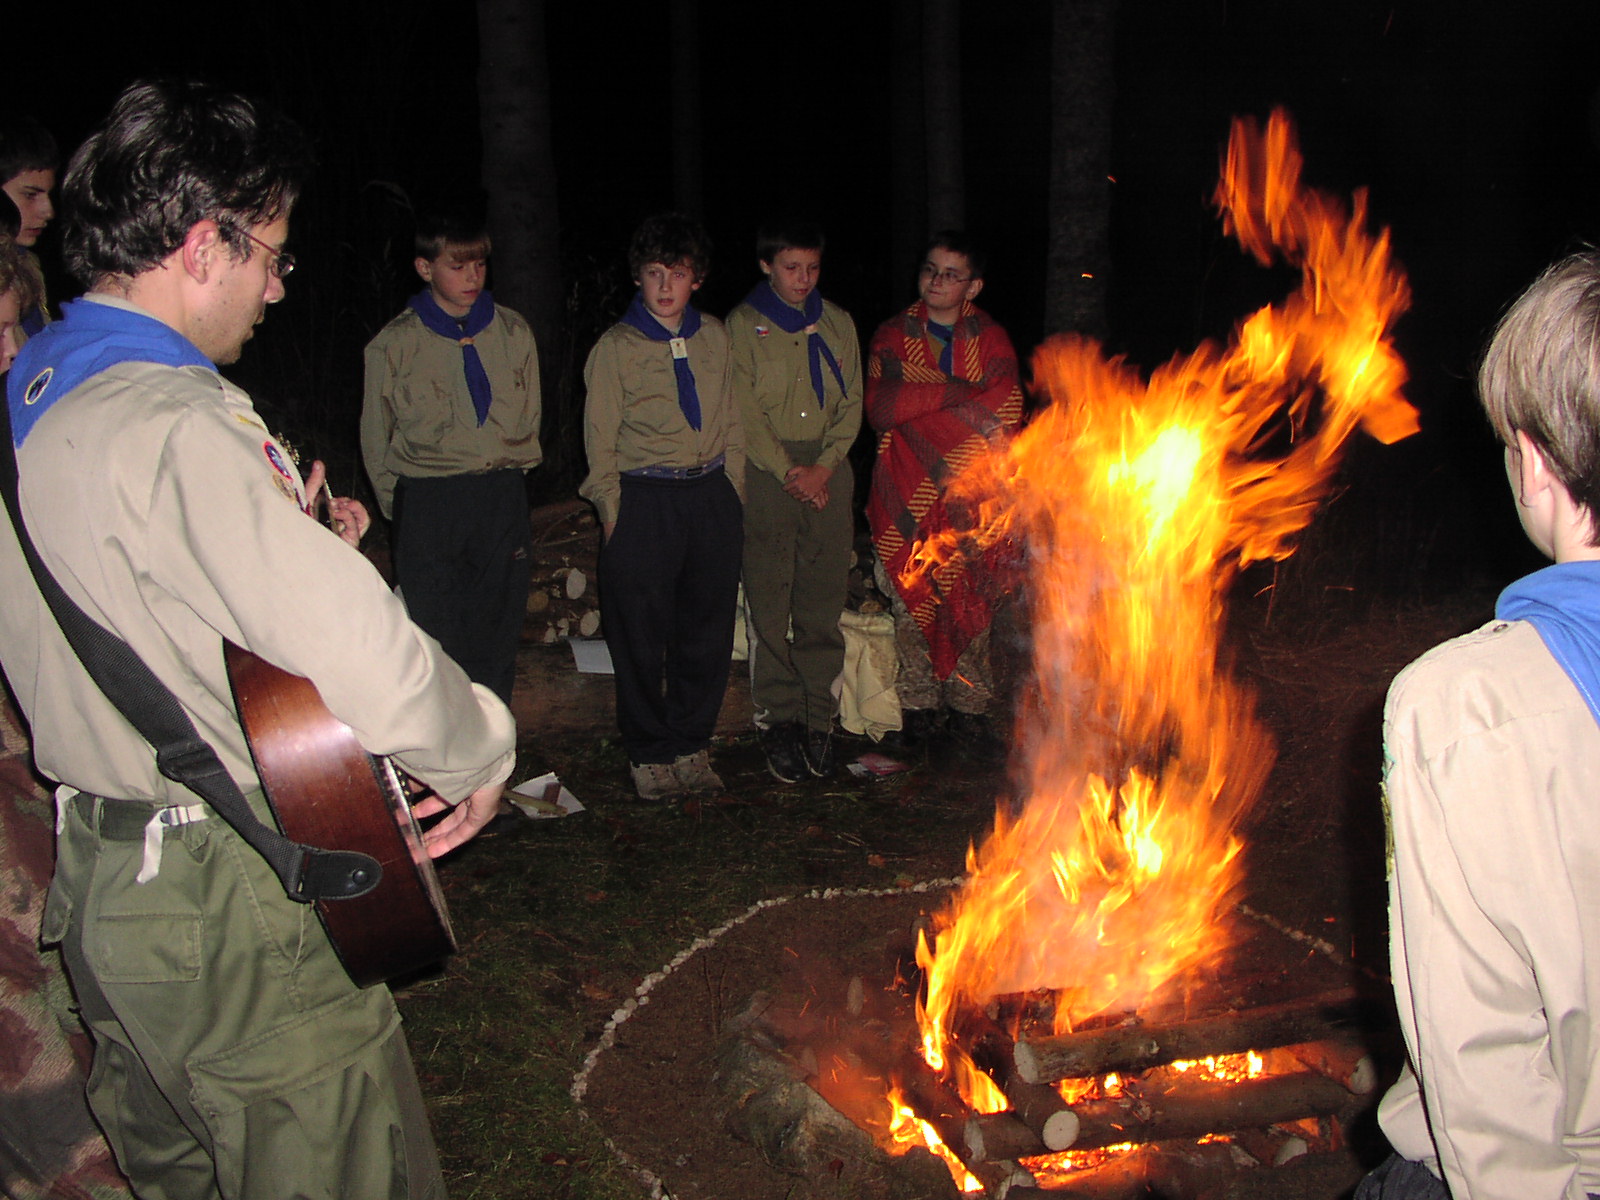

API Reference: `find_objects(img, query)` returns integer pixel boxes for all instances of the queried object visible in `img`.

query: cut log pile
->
[523,499,601,644]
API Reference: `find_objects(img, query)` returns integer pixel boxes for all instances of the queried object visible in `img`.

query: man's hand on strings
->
[304,459,371,548]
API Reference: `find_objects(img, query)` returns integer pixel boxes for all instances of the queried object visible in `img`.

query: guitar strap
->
[0,382,380,904]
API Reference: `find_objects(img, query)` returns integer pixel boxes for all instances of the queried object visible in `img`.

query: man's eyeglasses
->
[919,263,970,285]
[234,228,296,279]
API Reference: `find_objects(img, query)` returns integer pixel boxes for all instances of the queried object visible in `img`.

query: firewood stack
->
[524,499,602,644]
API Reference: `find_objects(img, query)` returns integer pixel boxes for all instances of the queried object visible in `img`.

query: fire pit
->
[575,883,1392,1199]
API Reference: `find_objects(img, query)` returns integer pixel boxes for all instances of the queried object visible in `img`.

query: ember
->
[904,108,1417,1188]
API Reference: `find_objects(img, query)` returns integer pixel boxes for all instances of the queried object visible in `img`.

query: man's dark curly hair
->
[62,79,312,287]
[628,212,712,283]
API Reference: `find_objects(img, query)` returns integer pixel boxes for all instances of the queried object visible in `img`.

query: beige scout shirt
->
[1379,617,1600,1199]
[579,314,744,527]
[0,297,514,807]
[360,303,542,519]
[725,297,862,481]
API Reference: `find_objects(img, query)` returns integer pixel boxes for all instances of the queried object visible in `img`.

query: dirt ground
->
[475,587,1497,1200]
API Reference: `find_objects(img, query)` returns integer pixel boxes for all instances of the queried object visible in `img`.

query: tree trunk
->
[923,0,965,233]
[672,0,704,216]
[1044,0,1119,337]
[890,0,928,286]
[477,0,563,377]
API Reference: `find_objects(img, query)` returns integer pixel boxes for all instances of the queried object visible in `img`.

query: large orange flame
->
[915,110,1417,1101]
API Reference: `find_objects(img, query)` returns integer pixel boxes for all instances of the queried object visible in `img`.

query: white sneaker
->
[630,761,681,801]
[672,750,725,794]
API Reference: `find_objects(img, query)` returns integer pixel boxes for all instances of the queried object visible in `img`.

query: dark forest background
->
[15,0,1600,604]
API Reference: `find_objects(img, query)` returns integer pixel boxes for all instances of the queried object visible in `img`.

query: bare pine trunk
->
[891,0,927,284]
[477,0,562,373]
[672,0,704,216]
[923,0,965,232]
[1045,0,1118,337]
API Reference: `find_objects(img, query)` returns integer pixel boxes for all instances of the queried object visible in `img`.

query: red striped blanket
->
[865,300,1024,679]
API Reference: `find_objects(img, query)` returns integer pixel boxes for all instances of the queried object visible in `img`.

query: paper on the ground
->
[566,636,614,675]
[848,752,911,778]
[508,772,585,819]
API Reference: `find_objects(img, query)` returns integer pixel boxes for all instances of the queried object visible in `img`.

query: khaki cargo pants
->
[44,791,445,1200]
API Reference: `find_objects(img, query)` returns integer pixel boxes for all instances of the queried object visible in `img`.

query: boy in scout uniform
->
[726,220,861,782]
[361,213,543,706]
[581,214,744,801]
[1357,252,1600,1200]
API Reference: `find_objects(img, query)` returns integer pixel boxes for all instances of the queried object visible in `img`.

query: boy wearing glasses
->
[726,221,862,782]
[362,213,543,706]
[865,231,1023,751]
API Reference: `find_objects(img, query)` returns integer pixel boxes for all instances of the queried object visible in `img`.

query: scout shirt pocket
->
[620,349,699,440]
[753,341,826,442]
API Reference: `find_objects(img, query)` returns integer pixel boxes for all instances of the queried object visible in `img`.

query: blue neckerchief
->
[927,320,955,375]
[621,293,702,431]
[408,289,497,426]
[7,299,214,448]
[1496,559,1600,728]
[743,281,848,407]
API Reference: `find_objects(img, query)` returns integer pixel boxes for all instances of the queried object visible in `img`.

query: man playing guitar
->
[0,80,513,1199]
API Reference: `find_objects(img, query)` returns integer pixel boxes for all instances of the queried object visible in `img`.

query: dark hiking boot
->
[762,722,808,784]
[804,727,836,778]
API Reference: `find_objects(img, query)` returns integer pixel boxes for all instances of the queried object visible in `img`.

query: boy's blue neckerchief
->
[408,289,497,426]
[621,293,702,431]
[7,298,214,448]
[1496,559,1600,728]
[742,281,848,407]
[927,320,955,375]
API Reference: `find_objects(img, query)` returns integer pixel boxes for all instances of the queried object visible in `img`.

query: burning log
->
[1066,1068,1348,1151]
[967,1066,1347,1160]
[1278,1037,1378,1095]
[965,1110,1047,1162]
[1006,1139,1255,1199]
[1012,988,1377,1084]
[1231,1123,1310,1167]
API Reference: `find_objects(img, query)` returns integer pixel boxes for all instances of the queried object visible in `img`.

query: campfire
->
[582,109,1416,1200]
[881,108,1416,1194]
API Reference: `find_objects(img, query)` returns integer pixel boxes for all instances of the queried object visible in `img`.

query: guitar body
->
[225,644,457,987]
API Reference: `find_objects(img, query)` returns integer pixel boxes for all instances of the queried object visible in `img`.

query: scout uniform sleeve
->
[360,333,401,520]
[713,327,745,503]
[579,332,625,526]
[519,319,544,470]
[1383,656,1588,1200]
[725,305,790,481]
[818,309,863,473]
[153,401,514,801]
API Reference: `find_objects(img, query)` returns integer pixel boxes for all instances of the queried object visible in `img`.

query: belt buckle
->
[685,464,704,477]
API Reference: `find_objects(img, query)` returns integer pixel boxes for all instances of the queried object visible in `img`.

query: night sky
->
[14,0,1600,584]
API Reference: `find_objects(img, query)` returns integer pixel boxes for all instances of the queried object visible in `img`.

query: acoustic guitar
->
[225,643,457,987]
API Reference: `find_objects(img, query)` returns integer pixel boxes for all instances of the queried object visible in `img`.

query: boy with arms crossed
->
[1357,252,1600,1200]
[865,232,1023,748]
[726,221,861,782]
[582,214,744,801]
[362,214,542,706]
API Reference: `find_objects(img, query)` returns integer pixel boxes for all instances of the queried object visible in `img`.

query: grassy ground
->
[398,728,1005,1199]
